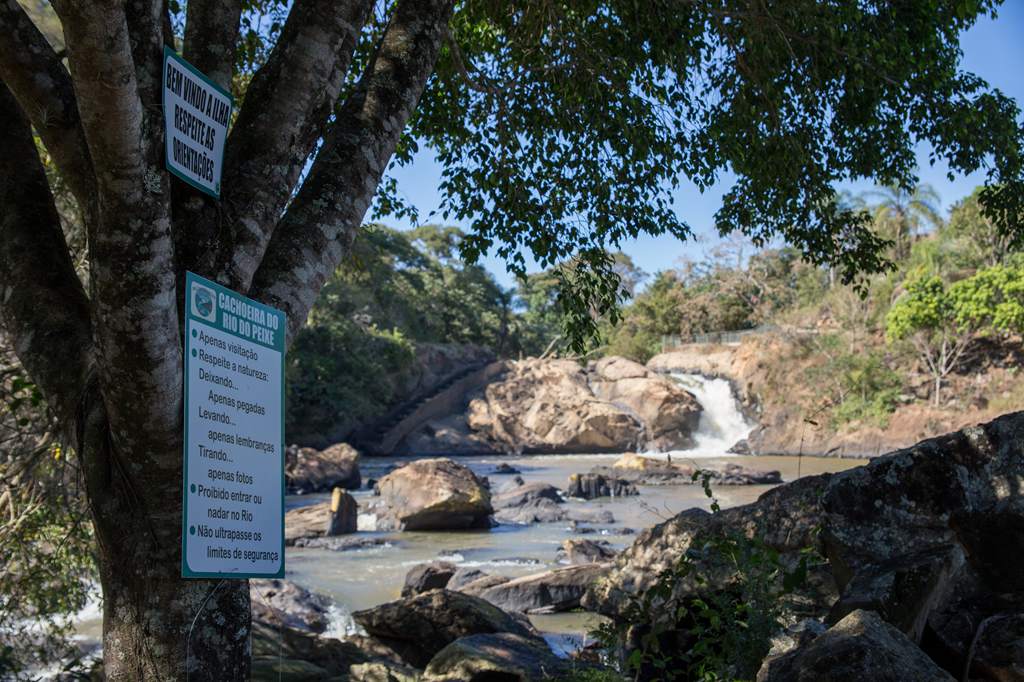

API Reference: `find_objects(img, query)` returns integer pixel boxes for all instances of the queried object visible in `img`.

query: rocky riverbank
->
[265,411,1024,680]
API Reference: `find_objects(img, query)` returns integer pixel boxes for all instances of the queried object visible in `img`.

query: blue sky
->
[387,5,1024,288]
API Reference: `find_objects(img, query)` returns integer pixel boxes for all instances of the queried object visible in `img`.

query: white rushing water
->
[658,372,756,457]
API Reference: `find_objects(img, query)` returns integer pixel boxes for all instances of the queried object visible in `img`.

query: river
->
[72,374,867,660]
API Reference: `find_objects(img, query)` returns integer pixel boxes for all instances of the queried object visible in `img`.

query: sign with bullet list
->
[182,272,285,578]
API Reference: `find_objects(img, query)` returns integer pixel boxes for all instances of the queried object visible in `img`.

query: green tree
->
[947,187,1021,267]
[0,0,1022,678]
[863,183,943,260]
[886,265,1024,405]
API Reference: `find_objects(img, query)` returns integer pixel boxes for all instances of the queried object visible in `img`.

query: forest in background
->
[287,183,1024,441]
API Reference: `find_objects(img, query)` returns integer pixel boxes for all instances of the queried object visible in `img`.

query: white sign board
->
[182,272,285,579]
[163,47,233,198]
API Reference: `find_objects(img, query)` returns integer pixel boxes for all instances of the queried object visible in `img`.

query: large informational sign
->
[182,272,285,579]
[162,47,233,198]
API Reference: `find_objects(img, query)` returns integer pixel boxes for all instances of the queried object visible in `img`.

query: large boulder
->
[286,442,361,494]
[351,590,540,668]
[757,610,953,681]
[590,356,702,450]
[584,473,831,619]
[466,358,645,453]
[467,563,610,614]
[373,459,492,531]
[422,633,572,681]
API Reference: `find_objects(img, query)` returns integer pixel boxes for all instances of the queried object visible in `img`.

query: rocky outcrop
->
[566,472,638,499]
[372,459,492,531]
[589,412,1024,679]
[326,488,358,536]
[466,358,647,453]
[285,442,361,494]
[351,590,540,668]
[757,610,953,681]
[422,633,572,681]
[589,356,702,450]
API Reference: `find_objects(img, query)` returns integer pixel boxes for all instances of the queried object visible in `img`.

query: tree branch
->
[0,83,92,430]
[250,0,455,339]
[53,0,180,453]
[206,0,376,291]
[183,0,243,91]
[0,0,94,209]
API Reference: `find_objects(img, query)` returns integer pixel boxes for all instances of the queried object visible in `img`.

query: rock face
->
[566,472,638,499]
[589,412,1024,680]
[584,472,831,619]
[351,590,540,668]
[373,458,492,531]
[285,442,361,494]
[589,356,702,450]
[402,561,458,597]
[757,610,954,681]
[423,633,572,681]
[467,358,647,453]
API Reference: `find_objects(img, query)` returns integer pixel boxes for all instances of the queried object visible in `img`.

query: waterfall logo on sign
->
[191,282,217,322]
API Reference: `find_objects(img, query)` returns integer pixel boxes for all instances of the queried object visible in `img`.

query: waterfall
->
[661,373,756,457]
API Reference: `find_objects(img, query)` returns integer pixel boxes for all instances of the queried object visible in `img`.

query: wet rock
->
[422,633,572,681]
[251,579,332,634]
[456,574,512,598]
[757,609,953,681]
[374,458,492,531]
[402,561,458,597]
[351,589,541,668]
[492,463,520,475]
[606,453,781,485]
[491,481,566,524]
[465,358,646,453]
[326,488,358,536]
[826,545,964,642]
[470,563,610,614]
[566,472,638,499]
[557,538,618,564]
[286,442,361,494]
[286,502,331,545]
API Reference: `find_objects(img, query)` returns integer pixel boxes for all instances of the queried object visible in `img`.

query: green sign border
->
[181,271,286,579]
[162,46,234,199]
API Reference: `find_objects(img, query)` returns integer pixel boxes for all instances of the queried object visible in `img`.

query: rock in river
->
[285,442,361,494]
[566,472,638,499]
[352,589,541,668]
[423,633,572,681]
[464,563,610,614]
[373,458,492,531]
[402,561,458,597]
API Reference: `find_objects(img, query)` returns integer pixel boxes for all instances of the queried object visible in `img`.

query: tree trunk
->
[934,374,942,406]
[81,419,251,681]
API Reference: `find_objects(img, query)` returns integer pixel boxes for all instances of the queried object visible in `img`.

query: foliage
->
[803,335,902,427]
[593,474,814,682]
[948,263,1024,334]
[365,1,1024,349]
[0,344,96,679]
[862,183,942,260]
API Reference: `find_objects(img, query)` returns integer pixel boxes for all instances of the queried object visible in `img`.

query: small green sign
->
[182,272,285,579]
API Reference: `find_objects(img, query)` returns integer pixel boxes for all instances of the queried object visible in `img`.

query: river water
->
[72,374,867,659]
